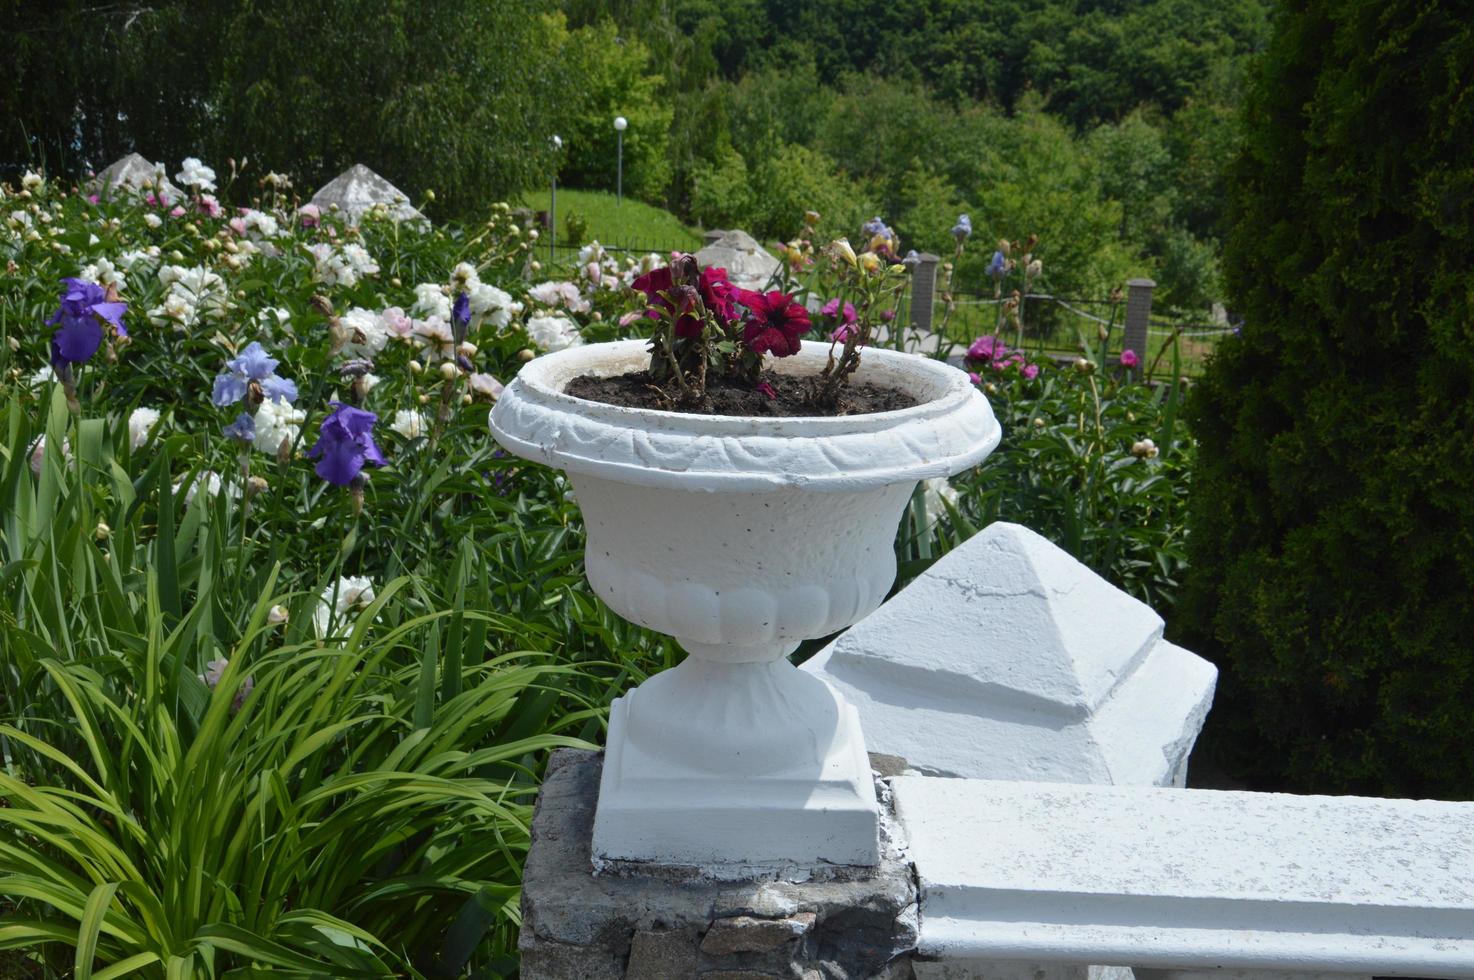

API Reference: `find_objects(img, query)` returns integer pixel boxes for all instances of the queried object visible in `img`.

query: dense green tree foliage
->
[1,0,574,215]
[1183,0,1474,797]
[3,0,1269,312]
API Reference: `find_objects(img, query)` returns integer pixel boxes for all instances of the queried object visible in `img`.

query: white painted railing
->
[893,776,1474,980]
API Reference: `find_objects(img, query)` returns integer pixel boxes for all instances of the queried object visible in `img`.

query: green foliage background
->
[1,0,1270,314]
[1182,0,1474,797]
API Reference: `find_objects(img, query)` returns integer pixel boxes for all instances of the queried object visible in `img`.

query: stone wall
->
[520,750,920,979]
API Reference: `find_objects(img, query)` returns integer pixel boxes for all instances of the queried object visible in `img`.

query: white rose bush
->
[0,165,672,976]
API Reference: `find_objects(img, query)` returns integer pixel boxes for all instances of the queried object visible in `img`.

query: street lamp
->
[550,134,563,265]
[613,116,627,205]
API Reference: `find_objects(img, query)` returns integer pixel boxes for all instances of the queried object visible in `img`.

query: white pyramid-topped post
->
[805,522,1216,787]
[309,164,428,226]
[490,340,1000,868]
[89,153,182,204]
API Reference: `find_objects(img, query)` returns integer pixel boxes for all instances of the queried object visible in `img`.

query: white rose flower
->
[175,157,217,194]
[341,243,378,278]
[412,316,456,362]
[451,261,480,289]
[172,470,239,508]
[127,407,161,450]
[921,477,960,524]
[252,397,305,455]
[390,409,429,439]
[80,256,126,292]
[257,307,293,336]
[411,282,452,320]
[239,209,280,238]
[21,171,43,192]
[28,435,72,477]
[313,575,376,639]
[339,306,390,359]
[468,281,515,327]
[117,249,157,273]
[149,264,228,330]
[526,314,583,352]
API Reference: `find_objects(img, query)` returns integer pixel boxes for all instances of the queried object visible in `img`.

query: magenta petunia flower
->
[631,263,737,339]
[736,289,811,357]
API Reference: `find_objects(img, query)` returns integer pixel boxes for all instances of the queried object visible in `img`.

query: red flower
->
[631,263,737,338]
[736,289,811,357]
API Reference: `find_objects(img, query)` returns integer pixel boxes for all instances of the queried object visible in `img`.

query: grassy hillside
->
[524,187,703,252]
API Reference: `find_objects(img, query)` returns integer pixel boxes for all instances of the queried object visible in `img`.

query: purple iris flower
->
[48,278,127,368]
[307,402,386,486]
[212,342,298,407]
[861,216,891,239]
[223,412,256,444]
[451,290,472,346]
[951,214,972,242]
[988,251,1007,278]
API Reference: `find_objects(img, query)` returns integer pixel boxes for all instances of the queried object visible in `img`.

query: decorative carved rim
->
[490,339,1001,492]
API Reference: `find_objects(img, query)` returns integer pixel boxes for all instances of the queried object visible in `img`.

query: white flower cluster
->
[338,306,404,360]
[313,575,376,639]
[251,397,306,455]
[235,208,280,239]
[390,409,429,439]
[172,470,240,509]
[449,262,519,329]
[127,407,161,450]
[149,264,230,331]
[117,247,161,276]
[576,241,623,293]
[526,313,583,352]
[528,280,591,314]
[175,157,217,194]
[80,256,128,293]
[307,242,379,288]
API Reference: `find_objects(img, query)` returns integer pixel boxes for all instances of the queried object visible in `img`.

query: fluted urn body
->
[491,339,999,867]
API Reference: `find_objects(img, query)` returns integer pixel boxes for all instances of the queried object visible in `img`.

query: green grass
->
[523,187,703,253]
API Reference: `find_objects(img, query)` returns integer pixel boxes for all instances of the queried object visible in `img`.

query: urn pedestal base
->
[591,657,881,869]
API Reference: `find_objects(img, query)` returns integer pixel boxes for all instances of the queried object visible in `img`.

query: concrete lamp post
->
[613,116,627,205]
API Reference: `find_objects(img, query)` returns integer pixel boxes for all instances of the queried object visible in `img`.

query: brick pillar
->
[1123,278,1156,380]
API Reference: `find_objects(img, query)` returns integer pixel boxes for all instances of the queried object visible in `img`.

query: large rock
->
[89,153,182,204]
[308,164,427,226]
[803,522,1217,787]
[695,229,781,291]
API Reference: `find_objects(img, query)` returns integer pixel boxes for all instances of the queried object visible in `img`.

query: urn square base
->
[591,694,882,868]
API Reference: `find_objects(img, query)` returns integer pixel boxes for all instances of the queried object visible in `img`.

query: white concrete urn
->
[490,339,1000,868]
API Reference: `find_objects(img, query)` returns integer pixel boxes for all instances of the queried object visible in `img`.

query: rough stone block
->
[520,749,918,979]
[626,928,700,978]
[803,522,1216,787]
[701,914,815,955]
